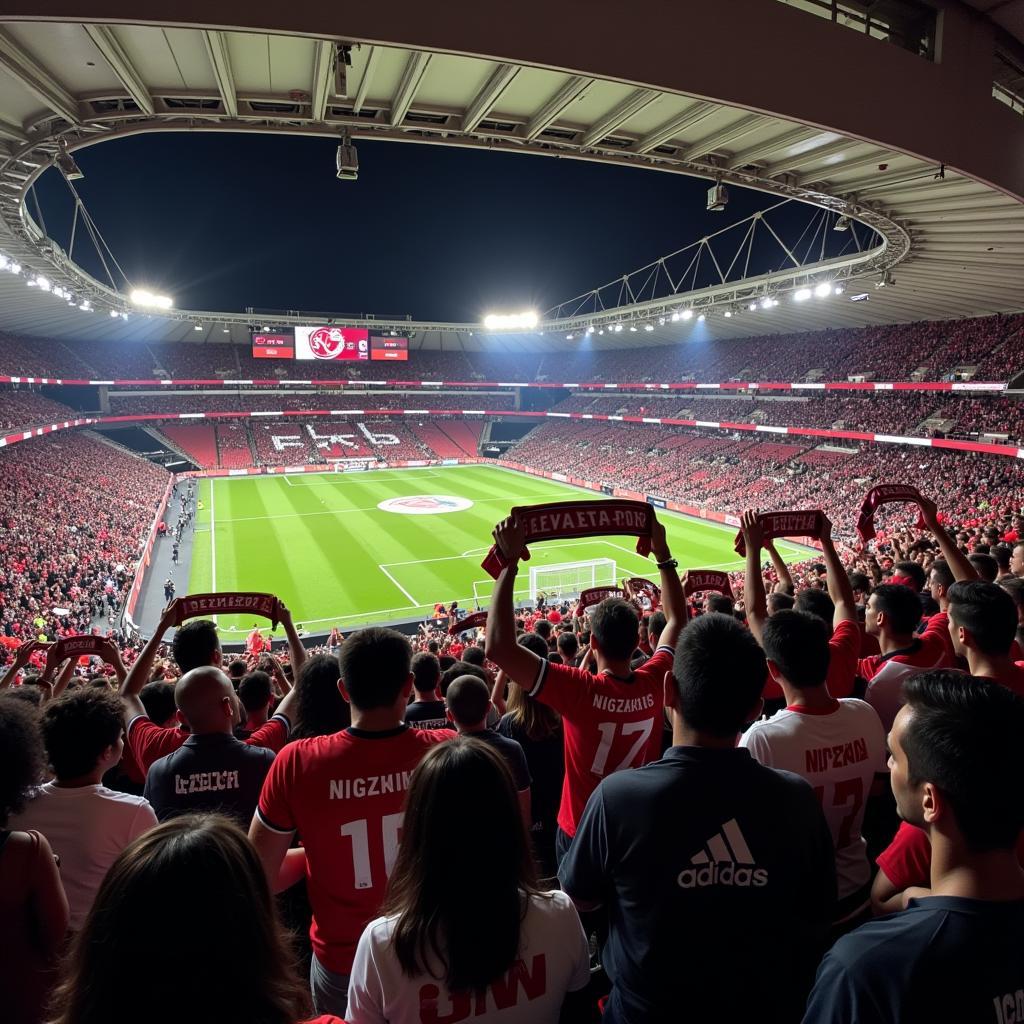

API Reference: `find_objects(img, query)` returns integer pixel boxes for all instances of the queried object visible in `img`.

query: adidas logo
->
[677,818,768,889]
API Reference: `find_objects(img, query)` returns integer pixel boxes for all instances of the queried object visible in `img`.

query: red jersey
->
[857,613,954,682]
[762,619,861,701]
[256,724,450,974]
[126,713,289,781]
[529,645,674,837]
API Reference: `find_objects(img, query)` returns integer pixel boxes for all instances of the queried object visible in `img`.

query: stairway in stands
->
[437,419,483,456]
[216,422,253,468]
[409,421,464,458]
[160,424,218,468]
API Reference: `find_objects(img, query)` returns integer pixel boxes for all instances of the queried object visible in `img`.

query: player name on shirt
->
[995,989,1024,1024]
[592,693,656,713]
[806,739,869,773]
[174,770,240,795]
[328,771,412,801]
[419,954,546,1022]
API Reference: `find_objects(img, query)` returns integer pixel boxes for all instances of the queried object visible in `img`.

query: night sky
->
[33,133,841,322]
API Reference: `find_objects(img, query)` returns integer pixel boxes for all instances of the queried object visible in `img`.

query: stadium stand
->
[159,424,219,469]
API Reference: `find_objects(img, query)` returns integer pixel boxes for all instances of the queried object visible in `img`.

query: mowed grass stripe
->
[186,466,809,635]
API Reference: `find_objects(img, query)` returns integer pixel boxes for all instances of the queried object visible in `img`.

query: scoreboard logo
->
[378,495,474,515]
[309,327,366,359]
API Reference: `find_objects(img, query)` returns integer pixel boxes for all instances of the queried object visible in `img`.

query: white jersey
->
[739,700,887,905]
[346,890,590,1024]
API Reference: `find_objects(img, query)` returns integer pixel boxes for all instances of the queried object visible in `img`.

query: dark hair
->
[445,675,491,726]
[0,694,45,826]
[227,659,248,681]
[556,631,579,659]
[761,611,830,689]
[871,583,923,635]
[848,571,871,596]
[517,632,548,660]
[382,738,542,991]
[411,652,441,694]
[968,552,999,583]
[672,614,766,737]
[929,559,955,592]
[461,646,485,668]
[994,543,1014,571]
[795,588,834,626]
[290,654,350,740]
[439,662,487,699]
[705,593,734,616]
[338,627,411,711]
[1000,575,1024,612]
[894,560,927,591]
[590,598,639,660]
[947,580,1017,656]
[767,592,795,614]
[646,610,667,643]
[901,672,1024,851]
[41,688,124,780]
[5,685,42,708]
[140,681,177,726]
[172,620,220,673]
[49,814,310,1024]
[238,671,273,713]
[532,619,552,641]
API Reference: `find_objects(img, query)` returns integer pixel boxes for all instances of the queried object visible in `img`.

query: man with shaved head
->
[142,665,276,825]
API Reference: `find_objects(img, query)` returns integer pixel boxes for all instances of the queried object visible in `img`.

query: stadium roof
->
[0,16,1022,350]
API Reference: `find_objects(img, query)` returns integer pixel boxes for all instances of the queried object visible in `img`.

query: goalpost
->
[527,558,618,604]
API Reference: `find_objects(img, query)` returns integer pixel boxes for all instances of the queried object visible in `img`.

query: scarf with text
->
[624,577,661,609]
[482,500,655,579]
[734,510,825,556]
[683,570,734,599]
[174,592,282,627]
[41,635,109,678]
[574,586,625,618]
[856,484,926,544]
[449,611,488,635]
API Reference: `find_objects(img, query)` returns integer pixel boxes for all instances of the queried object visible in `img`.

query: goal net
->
[528,558,617,604]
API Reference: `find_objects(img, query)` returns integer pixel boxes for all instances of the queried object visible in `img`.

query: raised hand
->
[493,516,527,563]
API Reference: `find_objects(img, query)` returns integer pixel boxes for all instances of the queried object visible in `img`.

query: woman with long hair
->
[290,653,351,739]
[346,737,590,1023]
[48,814,340,1024]
[0,694,68,1024]
[498,680,565,878]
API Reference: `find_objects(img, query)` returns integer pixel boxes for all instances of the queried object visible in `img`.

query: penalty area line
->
[378,564,418,606]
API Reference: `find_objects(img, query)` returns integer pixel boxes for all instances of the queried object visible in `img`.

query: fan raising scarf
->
[174,592,282,627]
[481,500,656,579]
[574,586,625,618]
[683,570,734,598]
[856,484,926,544]
[624,577,661,609]
[734,510,825,556]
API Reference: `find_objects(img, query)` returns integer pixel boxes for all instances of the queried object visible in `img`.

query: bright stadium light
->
[629,325,637,332]
[723,310,732,318]
[814,282,832,298]
[697,313,706,322]
[109,309,119,318]
[793,288,812,302]
[194,324,202,331]
[482,311,539,331]
[644,324,655,332]
[834,284,845,295]
[566,333,574,340]
[131,288,173,310]
[760,297,772,310]
[681,309,694,320]
[585,326,594,336]
[749,302,758,311]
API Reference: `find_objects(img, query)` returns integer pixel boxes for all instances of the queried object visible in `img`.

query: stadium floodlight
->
[670,312,680,322]
[644,324,655,332]
[697,313,706,322]
[723,310,732,318]
[681,309,694,320]
[629,325,637,332]
[613,324,623,333]
[749,302,758,311]
[482,311,539,331]
[833,284,845,295]
[55,140,84,181]
[194,324,202,331]
[585,326,594,336]
[78,300,91,311]
[7,261,20,274]
[598,329,604,335]
[130,288,173,310]
[566,333,574,340]
[834,215,850,232]
[793,288,812,302]
[222,327,230,333]
[34,275,51,292]
[336,131,359,181]
[658,317,665,325]
[109,309,119,318]
[760,297,772,310]
[814,282,832,298]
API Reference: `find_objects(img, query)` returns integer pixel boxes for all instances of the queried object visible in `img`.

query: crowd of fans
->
[107,392,518,415]
[3,310,1024,384]
[3,484,1024,1023]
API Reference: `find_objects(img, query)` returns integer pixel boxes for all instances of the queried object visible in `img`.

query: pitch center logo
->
[377,495,474,515]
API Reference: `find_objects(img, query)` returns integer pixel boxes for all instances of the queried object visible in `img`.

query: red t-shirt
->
[762,619,860,701]
[877,820,1024,891]
[256,724,451,974]
[126,714,289,780]
[857,613,954,682]
[529,645,674,837]
[547,609,562,624]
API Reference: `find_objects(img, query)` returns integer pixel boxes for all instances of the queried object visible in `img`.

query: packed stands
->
[159,424,218,468]
[0,389,81,430]
[106,392,517,414]
[215,423,252,469]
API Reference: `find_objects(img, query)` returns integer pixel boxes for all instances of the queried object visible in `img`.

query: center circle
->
[377,495,474,515]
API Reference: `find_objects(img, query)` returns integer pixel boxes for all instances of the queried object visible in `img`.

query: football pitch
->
[187,464,808,638]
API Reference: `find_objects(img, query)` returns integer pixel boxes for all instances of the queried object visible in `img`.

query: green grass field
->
[187,465,808,638]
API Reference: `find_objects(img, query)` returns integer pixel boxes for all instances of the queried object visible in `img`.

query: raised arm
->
[741,510,768,644]
[650,516,687,650]
[278,602,306,673]
[483,517,547,687]
[918,496,979,582]
[765,539,794,595]
[50,657,77,700]
[0,640,38,689]
[819,514,857,627]
[120,600,179,722]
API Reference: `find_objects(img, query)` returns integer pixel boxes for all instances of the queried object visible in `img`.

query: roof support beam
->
[202,30,237,118]
[390,50,431,127]
[83,25,154,116]
[352,45,378,114]
[634,101,716,154]
[726,126,825,170]
[580,88,658,148]
[0,112,27,143]
[524,75,591,141]
[797,148,906,187]
[462,63,518,134]
[0,29,78,125]
[688,113,766,163]
[762,136,865,176]
[310,39,335,121]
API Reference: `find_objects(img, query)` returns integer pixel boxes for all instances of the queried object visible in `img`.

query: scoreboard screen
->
[295,326,369,361]
[251,332,295,359]
[371,336,409,361]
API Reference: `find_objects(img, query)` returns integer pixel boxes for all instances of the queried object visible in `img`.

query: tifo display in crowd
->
[2,315,1024,1024]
